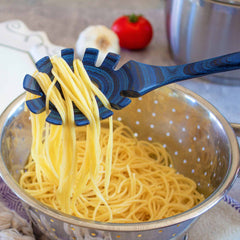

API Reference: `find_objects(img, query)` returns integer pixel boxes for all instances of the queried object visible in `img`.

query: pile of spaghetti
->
[19,55,204,223]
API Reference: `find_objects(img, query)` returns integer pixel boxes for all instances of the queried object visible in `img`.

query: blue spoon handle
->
[122,52,240,97]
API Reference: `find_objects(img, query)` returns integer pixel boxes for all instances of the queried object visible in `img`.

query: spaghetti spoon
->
[23,48,240,126]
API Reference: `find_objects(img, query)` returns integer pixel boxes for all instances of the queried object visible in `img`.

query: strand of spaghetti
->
[51,57,104,208]
[51,57,95,122]
[31,73,64,184]
[24,95,44,186]
[34,72,66,121]
[104,117,113,198]
[44,77,60,180]
[72,59,102,180]
[29,111,57,184]
[73,59,101,136]
[75,60,111,109]
[91,177,113,221]
[32,73,65,179]
[51,65,99,181]
[74,59,113,197]
[50,70,92,120]
[51,59,101,182]
[56,85,76,213]
[47,124,63,176]
[53,57,97,211]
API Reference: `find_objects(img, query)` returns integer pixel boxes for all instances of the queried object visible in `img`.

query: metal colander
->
[0,84,239,240]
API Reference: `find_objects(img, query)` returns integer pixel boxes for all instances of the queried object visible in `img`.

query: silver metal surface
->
[211,0,240,6]
[0,84,239,240]
[166,0,240,84]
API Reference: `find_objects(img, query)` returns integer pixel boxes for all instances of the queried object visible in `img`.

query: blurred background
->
[0,0,168,65]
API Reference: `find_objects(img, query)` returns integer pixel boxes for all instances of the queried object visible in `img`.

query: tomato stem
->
[128,14,141,23]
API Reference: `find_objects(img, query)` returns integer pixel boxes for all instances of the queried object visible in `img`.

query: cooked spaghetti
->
[20,55,204,223]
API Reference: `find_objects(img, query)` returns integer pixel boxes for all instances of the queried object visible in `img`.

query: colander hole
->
[210,161,213,165]
[193,136,197,141]
[197,158,201,162]
[185,115,189,119]
[137,108,141,112]
[148,137,153,141]
[138,97,142,101]
[152,112,156,117]
[179,139,182,143]
[117,117,122,121]
[183,159,187,164]
[182,127,186,132]
[169,120,173,124]
[51,228,56,232]
[137,234,142,238]
[150,124,154,128]
[188,148,192,152]
[213,173,216,177]
[202,147,205,151]
[204,172,207,176]
[197,125,201,129]
[191,169,195,173]
[163,144,167,148]
[172,108,176,112]
[154,100,158,104]
[166,132,170,136]
[50,219,54,223]
[134,133,138,137]
[174,151,178,155]
[207,135,210,139]
[136,121,140,125]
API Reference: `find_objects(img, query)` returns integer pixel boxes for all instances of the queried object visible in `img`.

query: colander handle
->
[231,123,240,138]
[231,123,240,178]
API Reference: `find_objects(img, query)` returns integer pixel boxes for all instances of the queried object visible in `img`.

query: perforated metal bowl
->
[0,84,239,240]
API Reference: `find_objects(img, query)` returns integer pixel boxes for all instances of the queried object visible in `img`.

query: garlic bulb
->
[76,25,120,66]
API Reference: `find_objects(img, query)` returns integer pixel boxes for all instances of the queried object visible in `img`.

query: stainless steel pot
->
[166,0,240,84]
[0,84,239,240]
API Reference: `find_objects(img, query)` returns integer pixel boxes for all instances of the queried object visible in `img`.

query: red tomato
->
[111,14,153,50]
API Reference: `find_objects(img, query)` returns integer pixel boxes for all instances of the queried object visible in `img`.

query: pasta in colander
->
[19,55,204,222]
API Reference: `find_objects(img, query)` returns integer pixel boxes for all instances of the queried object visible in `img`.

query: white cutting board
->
[0,20,62,114]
